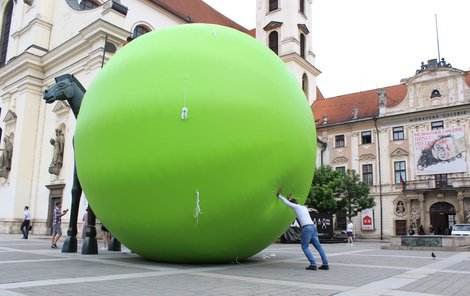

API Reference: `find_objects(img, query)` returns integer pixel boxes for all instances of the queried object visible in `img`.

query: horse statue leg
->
[108,235,122,251]
[82,205,98,254]
[61,164,80,253]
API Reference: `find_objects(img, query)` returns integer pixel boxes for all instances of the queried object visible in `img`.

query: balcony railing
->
[402,176,470,191]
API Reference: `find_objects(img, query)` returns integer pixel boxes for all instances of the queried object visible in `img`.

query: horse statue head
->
[43,74,86,118]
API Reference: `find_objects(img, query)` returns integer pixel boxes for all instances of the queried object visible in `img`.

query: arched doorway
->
[430,202,455,235]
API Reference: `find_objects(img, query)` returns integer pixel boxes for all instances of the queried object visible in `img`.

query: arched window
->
[133,25,150,38]
[79,0,99,10]
[302,73,308,99]
[299,0,305,14]
[269,0,278,12]
[0,0,13,67]
[268,31,278,55]
[300,33,305,58]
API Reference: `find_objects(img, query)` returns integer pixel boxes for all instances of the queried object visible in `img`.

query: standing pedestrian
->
[101,224,111,250]
[21,206,32,239]
[346,219,354,246]
[277,190,329,271]
[51,201,68,249]
[82,208,88,240]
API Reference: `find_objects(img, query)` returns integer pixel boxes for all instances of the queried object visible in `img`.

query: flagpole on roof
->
[435,14,441,61]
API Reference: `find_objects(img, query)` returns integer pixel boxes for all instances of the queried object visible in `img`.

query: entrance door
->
[46,184,65,235]
[430,202,455,235]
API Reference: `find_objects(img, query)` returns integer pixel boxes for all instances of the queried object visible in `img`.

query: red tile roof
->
[312,84,407,126]
[148,0,251,33]
[466,70,470,87]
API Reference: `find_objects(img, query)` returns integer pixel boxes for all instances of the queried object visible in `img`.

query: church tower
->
[256,0,320,105]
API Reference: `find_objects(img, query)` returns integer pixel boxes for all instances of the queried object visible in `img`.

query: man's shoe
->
[319,265,329,270]
[51,244,58,249]
[306,265,317,270]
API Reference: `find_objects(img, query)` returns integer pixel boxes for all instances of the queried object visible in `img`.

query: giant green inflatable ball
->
[75,24,316,263]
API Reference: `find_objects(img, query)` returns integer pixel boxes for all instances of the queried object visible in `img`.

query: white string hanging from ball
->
[194,190,202,226]
[181,76,189,120]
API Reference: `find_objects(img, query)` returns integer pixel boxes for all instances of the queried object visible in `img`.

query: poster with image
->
[361,209,375,230]
[413,127,467,175]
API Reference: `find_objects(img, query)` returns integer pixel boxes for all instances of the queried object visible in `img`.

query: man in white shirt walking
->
[346,220,354,246]
[21,206,32,239]
[277,190,329,271]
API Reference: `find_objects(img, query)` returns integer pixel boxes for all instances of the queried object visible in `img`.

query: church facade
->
[0,0,319,234]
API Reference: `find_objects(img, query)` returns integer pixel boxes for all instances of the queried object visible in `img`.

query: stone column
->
[419,194,425,227]
[457,191,464,224]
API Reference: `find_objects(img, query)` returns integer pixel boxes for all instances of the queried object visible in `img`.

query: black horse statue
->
[43,74,98,254]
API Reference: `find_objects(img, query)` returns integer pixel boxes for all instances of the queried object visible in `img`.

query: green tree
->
[338,169,375,220]
[306,165,342,213]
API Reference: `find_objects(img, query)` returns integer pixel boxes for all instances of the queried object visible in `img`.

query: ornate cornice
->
[332,156,348,165]
[359,153,375,162]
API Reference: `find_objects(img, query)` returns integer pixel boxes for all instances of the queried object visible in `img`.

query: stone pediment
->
[390,148,409,157]
[405,67,466,85]
[3,110,17,124]
[263,21,283,31]
[359,154,375,162]
[297,24,309,35]
[52,101,70,115]
[332,156,348,165]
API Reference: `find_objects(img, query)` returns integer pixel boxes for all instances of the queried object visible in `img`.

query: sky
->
[202,0,470,98]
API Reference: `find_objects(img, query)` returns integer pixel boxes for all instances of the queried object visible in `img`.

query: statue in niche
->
[395,201,406,216]
[49,128,65,175]
[409,205,420,228]
[0,135,14,178]
[465,206,470,223]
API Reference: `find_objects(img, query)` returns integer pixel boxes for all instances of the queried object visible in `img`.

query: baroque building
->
[0,0,318,234]
[313,58,470,238]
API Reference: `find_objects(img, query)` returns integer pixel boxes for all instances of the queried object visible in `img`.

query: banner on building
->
[361,208,375,230]
[413,127,467,175]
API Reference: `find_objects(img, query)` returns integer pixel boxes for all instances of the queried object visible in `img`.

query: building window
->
[393,126,404,141]
[133,25,150,38]
[299,0,305,14]
[269,0,278,12]
[268,31,278,55]
[302,73,308,98]
[435,174,448,188]
[336,166,346,175]
[430,89,441,98]
[394,161,406,184]
[300,33,306,58]
[79,0,99,10]
[431,121,444,130]
[1,0,13,67]
[335,135,345,148]
[361,131,372,144]
[362,164,373,186]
